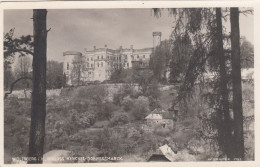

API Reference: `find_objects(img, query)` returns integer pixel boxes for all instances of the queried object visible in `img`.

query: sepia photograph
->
[1,1,257,165]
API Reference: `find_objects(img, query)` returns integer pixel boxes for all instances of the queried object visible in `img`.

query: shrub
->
[109,113,129,127]
[122,96,134,112]
[96,102,119,121]
[130,96,149,121]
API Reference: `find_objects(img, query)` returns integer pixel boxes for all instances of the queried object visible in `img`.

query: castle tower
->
[153,31,162,48]
[63,51,82,86]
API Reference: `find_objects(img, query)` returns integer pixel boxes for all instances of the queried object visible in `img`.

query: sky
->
[4,9,254,62]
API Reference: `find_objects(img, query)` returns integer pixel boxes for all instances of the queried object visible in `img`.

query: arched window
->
[67,63,69,70]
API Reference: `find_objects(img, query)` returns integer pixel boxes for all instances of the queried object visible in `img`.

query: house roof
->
[159,144,176,162]
[148,144,176,162]
[145,113,163,120]
[145,109,173,120]
[148,154,171,162]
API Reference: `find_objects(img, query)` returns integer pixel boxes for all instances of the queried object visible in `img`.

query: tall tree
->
[14,55,32,78]
[230,7,245,160]
[28,9,48,164]
[150,39,172,83]
[215,8,233,159]
[153,8,238,159]
[71,56,85,86]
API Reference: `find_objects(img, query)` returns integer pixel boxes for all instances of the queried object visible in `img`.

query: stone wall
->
[7,89,61,99]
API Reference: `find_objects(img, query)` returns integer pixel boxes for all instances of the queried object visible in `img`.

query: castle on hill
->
[63,32,162,86]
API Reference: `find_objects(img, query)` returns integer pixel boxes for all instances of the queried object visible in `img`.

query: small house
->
[145,109,174,129]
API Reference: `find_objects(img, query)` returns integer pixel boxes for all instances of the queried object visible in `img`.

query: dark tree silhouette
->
[27,9,48,164]
[215,8,233,159]
[230,7,245,160]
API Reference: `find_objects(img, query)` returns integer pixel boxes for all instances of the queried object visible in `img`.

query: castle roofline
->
[63,51,82,56]
[85,47,153,54]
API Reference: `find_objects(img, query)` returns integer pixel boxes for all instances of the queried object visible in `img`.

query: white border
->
[0,1,259,167]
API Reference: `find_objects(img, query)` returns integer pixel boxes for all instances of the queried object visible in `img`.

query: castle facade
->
[63,32,161,86]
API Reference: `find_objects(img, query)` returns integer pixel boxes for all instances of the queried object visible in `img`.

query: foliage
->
[96,102,119,121]
[4,69,15,90]
[150,40,171,83]
[240,37,254,68]
[109,112,129,126]
[46,60,63,89]
[121,96,134,112]
[130,96,150,121]
[110,69,134,83]
[4,29,34,91]
[4,28,33,63]
[73,85,108,105]
[14,55,32,78]
[70,56,85,86]
[170,33,194,83]
[4,81,254,162]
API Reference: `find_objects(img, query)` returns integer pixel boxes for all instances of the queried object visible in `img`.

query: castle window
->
[67,63,69,70]
[97,56,99,60]
[137,55,139,58]
[97,62,99,67]
[101,62,103,67]
[91,64,93,67]
[143,55,145,58]
[91,57,93,61]
[87,58,89,61]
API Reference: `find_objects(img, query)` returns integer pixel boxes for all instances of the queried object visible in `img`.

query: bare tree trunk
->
[28,9,47,164]
[216,8,233,159]
[230,7,245,160]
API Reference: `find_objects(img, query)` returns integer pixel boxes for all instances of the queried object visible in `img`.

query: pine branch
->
[5,48,34,57]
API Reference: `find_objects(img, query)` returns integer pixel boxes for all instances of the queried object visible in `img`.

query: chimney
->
[93,46,96,50]
[130,45,133,50]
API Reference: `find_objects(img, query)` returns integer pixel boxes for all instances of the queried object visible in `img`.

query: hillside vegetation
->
[4,81,254,163]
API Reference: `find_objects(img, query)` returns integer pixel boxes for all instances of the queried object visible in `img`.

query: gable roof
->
[148,144,176,162]
[145,113,163,120]
[146,109,173,120]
